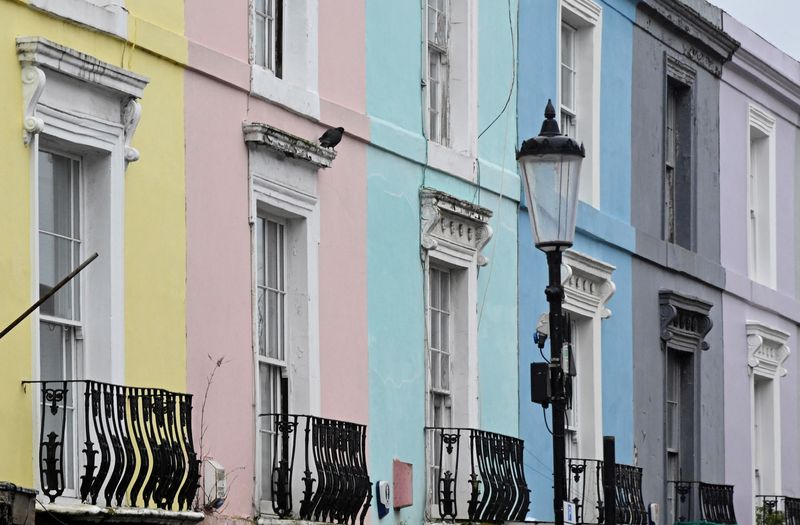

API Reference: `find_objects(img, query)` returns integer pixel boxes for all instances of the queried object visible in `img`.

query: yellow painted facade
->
[0,0,187,487]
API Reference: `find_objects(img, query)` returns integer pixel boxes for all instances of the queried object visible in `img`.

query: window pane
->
[440,312,449,352]
[440,272,450,311]
[255,13,266,67]
[561,66,574,110]
[256,0,266,12]
[561,26,574,68]
[39,234,74,319]
[268,290,279,358]
[38,152,73,237]
[440,353,449,391]
[257,218,265,286]
[430,311,440,350]
[430,269,440,309]
[267,221,278,288]
[258,288,266,356]
[40,322,64,380]
[431,350,440,389]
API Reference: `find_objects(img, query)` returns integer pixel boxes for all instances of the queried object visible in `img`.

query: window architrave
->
[558,0,602,207]
[746,104,777,288]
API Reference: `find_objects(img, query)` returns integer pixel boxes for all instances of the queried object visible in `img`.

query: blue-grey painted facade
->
[518,0,638,520]
[365,2,521,523]
[630,0,738,518]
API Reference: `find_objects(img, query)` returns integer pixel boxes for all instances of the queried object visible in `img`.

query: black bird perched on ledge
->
[319,126,344,149]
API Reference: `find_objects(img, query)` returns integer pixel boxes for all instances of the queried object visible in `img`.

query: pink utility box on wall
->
[392,459,413,509]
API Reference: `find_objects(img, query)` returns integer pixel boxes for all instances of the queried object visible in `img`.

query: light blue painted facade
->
[518,0,638,519]
[366,1,521,523]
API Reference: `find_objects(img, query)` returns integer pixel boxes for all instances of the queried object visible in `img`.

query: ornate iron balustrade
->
[669,481,737,525]
[425,426,529,523]
[757,495,800,525]
[566,458,647,525]
[27,380,199,510]
[260,413,371,524]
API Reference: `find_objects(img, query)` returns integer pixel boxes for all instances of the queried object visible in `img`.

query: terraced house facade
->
[0,2,799,525]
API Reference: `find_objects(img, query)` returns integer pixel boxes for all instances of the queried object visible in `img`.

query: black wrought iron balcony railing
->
[26,380,199,511]
[757,495,800,525]
[566,458,647,525]
[425,426,530,523]
[669,481,737,525]
[260,413,372,525]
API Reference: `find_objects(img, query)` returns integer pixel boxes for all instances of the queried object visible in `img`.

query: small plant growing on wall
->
[757,505,787,525]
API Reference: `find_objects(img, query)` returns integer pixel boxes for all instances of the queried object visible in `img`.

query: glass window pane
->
[440,312,449,352]
[72,160,80,235]
[268,290,279,358]
[256,0,266,12]
[430,311,440,350]
[440,272,449,311]
[40,322,64,380]
[257,218,265,286]
[430,269,440,309]
[431,350,440,389]
[258,289,266,356]
[39,234,74,319]
[267,221,278,288]
[561,67,574,109]
[255,14,266,67]
[38,152,73,237]
[278,224,284,289]
[440,353,449,391]
[260,431,271,501]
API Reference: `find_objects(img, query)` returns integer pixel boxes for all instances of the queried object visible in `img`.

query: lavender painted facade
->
[720,13,800,525]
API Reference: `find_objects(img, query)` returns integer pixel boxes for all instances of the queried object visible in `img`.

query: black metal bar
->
[546,249,568,525]
[0,253,98,341]
[603,437,616,525]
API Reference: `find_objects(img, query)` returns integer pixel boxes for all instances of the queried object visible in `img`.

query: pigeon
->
[319,126,344,149]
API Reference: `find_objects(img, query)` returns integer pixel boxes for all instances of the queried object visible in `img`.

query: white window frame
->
[558,0,602,207]
[28,0,127,39]
[746,321,789,514]
[420,189,491,519]
[250,0,320,119]
[245,124,323,516]
[19,36,146,502]
[254,0,282,76]
[561,250,614,463]
[424,0,478,182]
[747,105,777,288]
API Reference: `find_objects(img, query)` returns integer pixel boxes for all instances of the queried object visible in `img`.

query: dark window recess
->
[664,80,693,250]
[275,0,283,79]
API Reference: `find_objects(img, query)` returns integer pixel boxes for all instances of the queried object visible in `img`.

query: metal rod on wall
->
[0,252,98,341]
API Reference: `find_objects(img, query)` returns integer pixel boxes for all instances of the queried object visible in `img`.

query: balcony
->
[260,413,372,524]
[566,458,647,525]
[425,426,530,523]
[668,481,737,525]
[27,380,200,511]
[756,495,800,525]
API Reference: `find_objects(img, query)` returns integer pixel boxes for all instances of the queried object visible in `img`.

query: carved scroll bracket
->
[420,188,493,267]
[123,99,142,163]
[22,65,46,145]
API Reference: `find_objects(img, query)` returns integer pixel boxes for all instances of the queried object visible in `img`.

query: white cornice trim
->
[420,188,493,267]
[746,321,790,378]
[562,0,601,26]
[243,122,335,169]
[748,103,777,136]
[563,250,616,319]
[16,37,148,98]
[730,49,800,112]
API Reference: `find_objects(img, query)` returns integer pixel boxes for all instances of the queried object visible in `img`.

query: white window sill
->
[251,66,321,120]
[29,0,127,39]
[427,140,475,182]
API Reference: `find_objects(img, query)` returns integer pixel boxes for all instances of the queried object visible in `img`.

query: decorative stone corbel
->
[659,304,679,342]
[123,99,142,163]
[419,188,493,267]
[746,322,791,378]
[21,65,46,145]
[659,290,713,352]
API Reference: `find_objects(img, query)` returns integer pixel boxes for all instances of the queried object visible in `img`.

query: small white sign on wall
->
[564,500,577,525]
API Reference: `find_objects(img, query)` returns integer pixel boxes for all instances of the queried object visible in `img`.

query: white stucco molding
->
[16,37,148,153]
[563,250,616,319]
[746,321,790,378]
[666,53,697,87]
[659,290,713,352]
[420,188,493,267]
[243,122,336,169]
[729,46,800,112]
[748,104,776,136]
[562,0,601,25]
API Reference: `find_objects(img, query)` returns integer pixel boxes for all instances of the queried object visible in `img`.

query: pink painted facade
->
[184,1,368,519]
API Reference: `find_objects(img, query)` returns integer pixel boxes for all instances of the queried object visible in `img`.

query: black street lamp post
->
[517,100,585,525]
